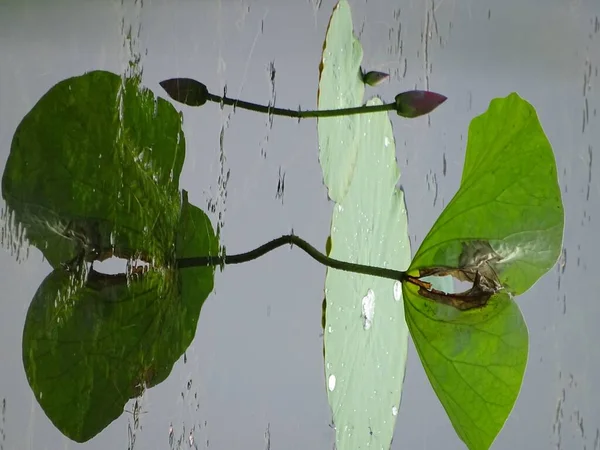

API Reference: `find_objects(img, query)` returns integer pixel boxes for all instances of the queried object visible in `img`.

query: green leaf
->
[319,4,411,446]
[22,198,217,442]
[317,0,364,203]
[7,70,218,442]
[410,93,564,296]
[405,93,564,449]
[403,283,528,450]
[176,190,218,310]
[324,97,410,450]
[2,70,185,268]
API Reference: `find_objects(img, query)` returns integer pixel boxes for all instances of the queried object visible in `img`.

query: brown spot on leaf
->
[409,240,504,310]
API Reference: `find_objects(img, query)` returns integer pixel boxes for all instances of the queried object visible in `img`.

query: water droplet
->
[392,406,398,416]
[362,289,375,330]
[328,374,336,391]
[384,136,391,147]
[393,281,402,301]
[328,326,333,333]
[337,204,344,212]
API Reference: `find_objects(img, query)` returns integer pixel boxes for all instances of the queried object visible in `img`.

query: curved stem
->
[206,92,395,119]
[177,234,412,283]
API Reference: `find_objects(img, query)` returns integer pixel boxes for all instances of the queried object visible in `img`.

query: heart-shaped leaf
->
[5,70,219,442]
[21,194,217,442]
[404,93,564,449]
[23,210,215,442]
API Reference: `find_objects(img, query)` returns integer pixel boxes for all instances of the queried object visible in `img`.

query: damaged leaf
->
[403,93,563,449]
[409,93,563,296]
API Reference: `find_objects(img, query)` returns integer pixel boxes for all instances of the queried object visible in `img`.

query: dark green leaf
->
[2,70,185,268]
[22,194,217,442]
[5,70,218,442]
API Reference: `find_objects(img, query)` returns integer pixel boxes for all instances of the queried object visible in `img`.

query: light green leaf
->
[403,283,528,450]
[405,93,563,449]
[319,0,412,433]
[410,93,564,296]
[324,96,410,450]
[317,0,364,203]
[319,6,411,449]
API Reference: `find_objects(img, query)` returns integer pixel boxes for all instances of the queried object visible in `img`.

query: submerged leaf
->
[23,226,215,443]
[2,70,184,269]
[7,71,218,442]
[21,193,217,443]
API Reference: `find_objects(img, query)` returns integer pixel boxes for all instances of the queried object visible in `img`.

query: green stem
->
[176,234,410,283]
[206,92,395,119]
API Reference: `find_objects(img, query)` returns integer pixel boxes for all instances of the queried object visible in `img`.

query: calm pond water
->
[0,1,598,449]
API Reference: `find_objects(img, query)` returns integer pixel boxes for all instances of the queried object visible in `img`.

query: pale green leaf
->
[317,0,365,203]
[323,92,411,449]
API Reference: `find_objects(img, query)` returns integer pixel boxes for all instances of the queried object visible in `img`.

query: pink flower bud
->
[394,90,447,118]
[362,71,390,86]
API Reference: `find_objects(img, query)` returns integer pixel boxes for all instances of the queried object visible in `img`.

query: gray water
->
[0,1,598,449]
